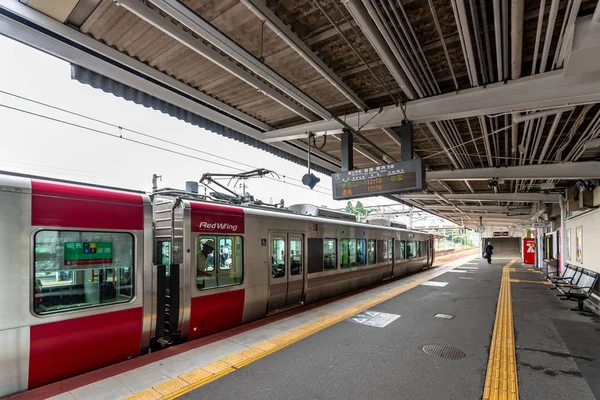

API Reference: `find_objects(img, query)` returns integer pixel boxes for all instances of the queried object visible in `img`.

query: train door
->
[152,197,185,348]
[429,237,435,267]
[385,237,394,279]
[268,232,305,313]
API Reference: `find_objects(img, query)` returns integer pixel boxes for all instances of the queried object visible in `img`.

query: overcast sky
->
[0,35,453,225]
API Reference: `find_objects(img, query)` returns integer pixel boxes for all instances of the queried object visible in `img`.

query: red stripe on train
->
[188,290,245,340]
[28,307,143,389]
[190,201,245,234]
[31,181,144,230]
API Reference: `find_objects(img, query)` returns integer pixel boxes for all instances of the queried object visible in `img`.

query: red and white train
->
[0,172,435,397]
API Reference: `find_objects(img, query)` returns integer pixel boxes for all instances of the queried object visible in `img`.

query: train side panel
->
[0,176,152,397]
[0,175,32,396]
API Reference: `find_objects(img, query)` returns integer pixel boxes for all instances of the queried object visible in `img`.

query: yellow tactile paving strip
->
[124,255,475,400]
[483,259,519,400]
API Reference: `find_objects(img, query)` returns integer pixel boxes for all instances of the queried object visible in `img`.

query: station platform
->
[13,254,600,400]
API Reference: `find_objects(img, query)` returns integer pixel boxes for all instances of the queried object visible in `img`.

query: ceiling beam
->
[396,193,561,202]
[0,1,346,174]
[240,0,366,110]
[422,205,530,213]
[115,0,318,121]
[125,0,334,120]
[261,69,600,142]
[426,161,600,180]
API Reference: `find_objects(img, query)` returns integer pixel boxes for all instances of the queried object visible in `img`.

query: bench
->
[547,264,579,285]
[558,269,599,312]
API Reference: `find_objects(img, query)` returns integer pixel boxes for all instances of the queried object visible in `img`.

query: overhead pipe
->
[528,116,547,165]
[343,0,416,99]
[378,0,433,96]
[531,0,546,75]
[468,0,487,84]
[396,0,441,94]
[360,0,423,98]
[479,0,494,83]
[454,0,480,86]
[382,0,432,95]
[502,0,509,79]
[551,0,571,69]
[537,112,563,163]
[540,0,559,73]
[465,118,485,166]
[512,107,575,123]
[241,0,367,110]
[511,114,519,165]
[493,0,503,81]
[479,116,494,166]
[427,0,459,90]
[556,0,582,69]
[449,0,474,85]
[511,0,524,80]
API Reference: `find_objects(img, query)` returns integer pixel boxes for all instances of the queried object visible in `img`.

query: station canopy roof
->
[3,0,600,228]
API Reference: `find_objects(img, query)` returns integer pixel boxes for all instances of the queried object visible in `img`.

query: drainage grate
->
[422,344,466,360]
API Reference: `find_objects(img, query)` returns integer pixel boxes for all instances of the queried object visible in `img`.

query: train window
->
[33,230,134,315]
[323,239,337,270]
[272,237,286,278]
[342,239,367,268]
[197,235,243,290]
[388,239,393,261]
[406,241,417,259]
[356,239,366,266]
[290,237,302,276]
[219,237,233,270]
[394,240,405,260]
[367,240,376,264]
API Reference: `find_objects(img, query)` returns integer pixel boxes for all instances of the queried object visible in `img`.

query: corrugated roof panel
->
[70,65,335,176]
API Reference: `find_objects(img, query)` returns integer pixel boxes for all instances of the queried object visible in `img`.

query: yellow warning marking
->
[125,255,476,400]
[153,378,188,396]
[509,279,551,285]
[200,360,231,375]
[509,269,541,274]
[125,388,162,400]
[178,368,212,385]
[483,259,519,400]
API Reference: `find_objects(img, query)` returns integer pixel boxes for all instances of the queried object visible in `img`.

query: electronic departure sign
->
[332,158,426,200]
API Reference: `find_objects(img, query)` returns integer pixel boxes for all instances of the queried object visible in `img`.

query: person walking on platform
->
[485,242,494,264]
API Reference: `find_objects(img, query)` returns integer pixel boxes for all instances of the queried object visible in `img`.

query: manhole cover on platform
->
[422,344,466,360]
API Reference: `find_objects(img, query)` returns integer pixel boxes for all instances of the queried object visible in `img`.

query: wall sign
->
[576,226,583,263]
[493,232,509,237]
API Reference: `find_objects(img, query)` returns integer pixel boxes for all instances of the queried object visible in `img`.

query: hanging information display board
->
[332,158,425,200]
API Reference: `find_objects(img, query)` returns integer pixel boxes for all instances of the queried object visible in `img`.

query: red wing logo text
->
[199,221,238,232]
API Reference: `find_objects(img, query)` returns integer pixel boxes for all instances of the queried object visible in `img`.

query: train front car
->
[150,197,256,346]
[0,173,152,397]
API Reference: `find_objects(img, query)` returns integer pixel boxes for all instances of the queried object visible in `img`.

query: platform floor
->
[17,254,600,400]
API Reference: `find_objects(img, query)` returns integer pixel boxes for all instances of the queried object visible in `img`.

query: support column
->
[400,123,414,161]
[341,128,354,171]
[559,194,566,274]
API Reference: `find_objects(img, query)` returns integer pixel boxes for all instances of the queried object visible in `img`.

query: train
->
[0,171,436,397]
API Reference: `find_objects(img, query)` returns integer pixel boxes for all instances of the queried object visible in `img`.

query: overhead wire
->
[0,101,335,196]
[0,92,389,208]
